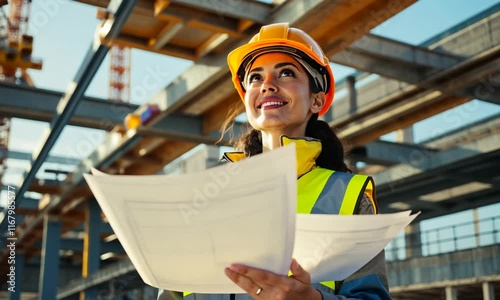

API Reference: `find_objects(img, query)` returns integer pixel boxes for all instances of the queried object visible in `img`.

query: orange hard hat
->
[227,23,334,116]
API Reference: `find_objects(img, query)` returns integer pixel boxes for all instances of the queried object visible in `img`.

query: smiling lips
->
[258,98,288,110]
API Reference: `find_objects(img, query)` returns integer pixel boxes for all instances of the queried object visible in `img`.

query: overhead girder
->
[331,7,500,85]
[332,33,464,83]
[7,150,81,166]
[0,80,246,144]
[0,196,39,215]
[0,81,136,130]
[351,114,500,172]
[331,54,500,147]
[32,238,124,254]
[331,34,500,105]
[350,140,438,166]
[373,130,500,219]
[326,11,500,139]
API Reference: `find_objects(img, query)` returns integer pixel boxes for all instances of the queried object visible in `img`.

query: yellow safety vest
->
[183,167,376,298]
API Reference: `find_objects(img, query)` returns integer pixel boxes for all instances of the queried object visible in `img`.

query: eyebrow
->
[249,62,301,74]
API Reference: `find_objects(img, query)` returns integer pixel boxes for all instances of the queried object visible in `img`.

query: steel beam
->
[0,81,137,130]
[38,216,61,300]
[0,197,37,218]
[33,238,124,254]
[7,150,81,165]
[351,140,437,166]
[375,131,499,187]
[0,79,246,145]
[0,0,136,236]
[374,131,500,217]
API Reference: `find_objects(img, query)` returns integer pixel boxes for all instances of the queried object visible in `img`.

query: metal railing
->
[385,215,500,261]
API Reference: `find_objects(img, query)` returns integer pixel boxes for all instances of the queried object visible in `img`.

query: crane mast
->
[0,0,42,191]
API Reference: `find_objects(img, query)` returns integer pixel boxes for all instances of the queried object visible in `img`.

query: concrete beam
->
[329,10,500,140]
[334,56,500,147]
[169,0,272,24]
[332,34,463,83]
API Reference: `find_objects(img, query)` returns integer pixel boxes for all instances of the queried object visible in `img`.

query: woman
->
[159,23,391,300]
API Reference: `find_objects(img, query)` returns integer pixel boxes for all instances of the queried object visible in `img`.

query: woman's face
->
[243,53,324,137]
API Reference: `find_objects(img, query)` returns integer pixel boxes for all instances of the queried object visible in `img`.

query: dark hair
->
[229,114,351,173]
[220,61,351,173]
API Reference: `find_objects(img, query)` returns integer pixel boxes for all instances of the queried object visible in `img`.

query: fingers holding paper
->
[224,259,321,300]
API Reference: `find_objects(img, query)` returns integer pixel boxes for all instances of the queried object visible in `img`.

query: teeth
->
[261,101,285,108]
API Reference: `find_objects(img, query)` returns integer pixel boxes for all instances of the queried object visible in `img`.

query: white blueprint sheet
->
[84,144,419,293]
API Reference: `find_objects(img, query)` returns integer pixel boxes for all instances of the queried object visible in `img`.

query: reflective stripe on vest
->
[184,168,374,298]
[297,167,374,292]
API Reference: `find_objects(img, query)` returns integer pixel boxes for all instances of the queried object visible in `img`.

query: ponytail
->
[229,114,351,173]
[305,114,352,172]
[234,129,262,157]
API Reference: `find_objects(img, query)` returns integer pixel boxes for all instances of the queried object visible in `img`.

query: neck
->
[261,128,307,151]
[261,131,282,151]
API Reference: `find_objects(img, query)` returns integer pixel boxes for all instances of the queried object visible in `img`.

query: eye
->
[248,73,262,84]
[279,68,295,78]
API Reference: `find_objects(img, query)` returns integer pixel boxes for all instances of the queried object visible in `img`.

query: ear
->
[310,92,326,114]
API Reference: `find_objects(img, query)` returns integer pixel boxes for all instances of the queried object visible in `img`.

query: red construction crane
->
[0,0,41,82]
[0,0,42,189]
[109,45,130,103]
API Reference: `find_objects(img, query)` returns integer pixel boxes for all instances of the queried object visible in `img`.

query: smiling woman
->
[158,23,392,300]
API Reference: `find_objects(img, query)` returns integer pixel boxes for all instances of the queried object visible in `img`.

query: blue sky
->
[3,0,500,230]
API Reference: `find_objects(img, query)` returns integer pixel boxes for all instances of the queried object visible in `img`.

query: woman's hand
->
[224,258,322,300]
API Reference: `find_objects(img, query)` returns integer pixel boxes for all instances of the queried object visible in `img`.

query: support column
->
[396,126,414,143]
[473,208,481,247]
[80,198,102,300]
[397,126,422,258]
[445,286,458,300]
[483,282,495,300]
[39,215,61,299]
[404,223,422,258]
[9,252,25,300]
[347,76,357,113]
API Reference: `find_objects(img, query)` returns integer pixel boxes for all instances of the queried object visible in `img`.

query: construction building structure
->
[0,0,498,299]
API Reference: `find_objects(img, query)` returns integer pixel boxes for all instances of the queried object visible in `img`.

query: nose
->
[260,76,278,94]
